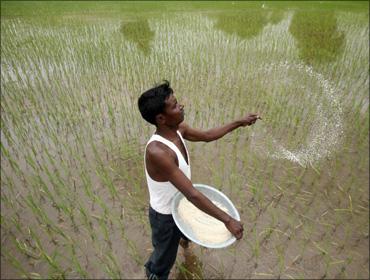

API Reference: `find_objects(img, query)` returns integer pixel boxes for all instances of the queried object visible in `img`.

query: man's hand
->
[239,113,261,127]
[225,218,244,239]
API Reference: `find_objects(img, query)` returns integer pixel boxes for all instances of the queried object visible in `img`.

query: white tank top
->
[144,131,191,214]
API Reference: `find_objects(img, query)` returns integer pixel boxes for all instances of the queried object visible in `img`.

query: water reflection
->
[120,18,154,55]
[213,10,284,40]
[289,11,345,65]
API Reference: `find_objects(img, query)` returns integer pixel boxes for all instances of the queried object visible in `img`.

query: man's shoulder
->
[146,141,175,160]
[146,141,178,170]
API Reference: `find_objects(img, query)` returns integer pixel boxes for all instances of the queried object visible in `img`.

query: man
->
[138,80,260,280]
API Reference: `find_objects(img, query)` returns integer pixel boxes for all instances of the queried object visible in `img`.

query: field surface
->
[1,1,369,279]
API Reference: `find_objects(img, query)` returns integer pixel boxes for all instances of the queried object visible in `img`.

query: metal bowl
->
[171,183,240,249]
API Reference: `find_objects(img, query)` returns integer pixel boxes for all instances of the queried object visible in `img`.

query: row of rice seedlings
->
[74,199,123,277]
[3,54,115,152]
[23,195,68,243]
[12,145,77,245]
[260,185,317,277]
[1,13,364,112]
[4,213,65,278]
[28,228,65,278]
[78,205,97,242]
[2,250,34,279]
[274,243,287,277]
[1,217,41,279]
[301,220,341,276]
[245,227,260,268]
[78,161,132,261]
[68,242,88,278]
[23,153,130,278]
[1,142,26,188]
[0,18,336,156]
[102,251,123,279]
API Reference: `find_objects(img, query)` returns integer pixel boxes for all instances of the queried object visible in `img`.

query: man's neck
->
[155,125,179,141]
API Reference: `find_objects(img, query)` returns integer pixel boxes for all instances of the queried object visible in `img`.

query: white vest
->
[144,131,191,214]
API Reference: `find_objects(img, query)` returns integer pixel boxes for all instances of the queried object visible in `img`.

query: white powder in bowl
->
[177,197,232,245]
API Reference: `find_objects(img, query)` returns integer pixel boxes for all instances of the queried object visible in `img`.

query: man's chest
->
[173,137,189,164]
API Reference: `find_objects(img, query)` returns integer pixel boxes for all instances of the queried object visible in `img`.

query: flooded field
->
[1,1,369,279]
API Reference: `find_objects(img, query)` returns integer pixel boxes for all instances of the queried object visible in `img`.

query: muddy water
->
[188,127,369,278]
[7,137,366,279]
[1,120,368,279]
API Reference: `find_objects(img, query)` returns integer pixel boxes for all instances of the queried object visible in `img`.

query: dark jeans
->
[145,207,188,280]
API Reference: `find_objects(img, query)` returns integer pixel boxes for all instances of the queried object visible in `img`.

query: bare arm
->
[179,113,260,142]
[146,145,243,239]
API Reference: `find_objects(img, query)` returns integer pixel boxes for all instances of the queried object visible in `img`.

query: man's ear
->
[156,113,166,125]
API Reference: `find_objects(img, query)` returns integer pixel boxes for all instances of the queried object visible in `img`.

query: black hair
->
[138,80,174,125]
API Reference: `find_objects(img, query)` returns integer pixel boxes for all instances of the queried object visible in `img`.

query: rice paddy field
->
[1,1,369,279]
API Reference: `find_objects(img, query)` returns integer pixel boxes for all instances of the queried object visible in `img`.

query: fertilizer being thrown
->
[178,197,232,245]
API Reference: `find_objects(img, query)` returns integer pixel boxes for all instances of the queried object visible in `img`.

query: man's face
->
[162,94,184,125]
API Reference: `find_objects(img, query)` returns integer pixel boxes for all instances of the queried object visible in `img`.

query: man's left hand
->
[239,113,261,126]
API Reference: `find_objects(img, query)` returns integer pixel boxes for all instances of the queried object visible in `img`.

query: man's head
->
[138,80,184,126]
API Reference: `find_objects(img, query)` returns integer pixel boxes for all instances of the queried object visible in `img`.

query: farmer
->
[138,80,260,280]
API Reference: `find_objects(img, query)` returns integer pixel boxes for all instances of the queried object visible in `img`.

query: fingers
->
[250,114,262,124]
[228,219,244,239]
[236,222,244,239]
[236,228,243,239]
[252,114,262,120]
[250,118,257,125]
[247,113,262,122]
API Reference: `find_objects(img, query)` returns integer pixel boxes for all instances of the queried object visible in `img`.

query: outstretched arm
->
[179,113,261,142]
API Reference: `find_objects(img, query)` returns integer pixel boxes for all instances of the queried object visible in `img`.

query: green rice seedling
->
[122,234,144,266]
[0,171,16,203]
[28,272,43,280]
[13,237,41,260]
[41,155,64,198]
[105,251,123,279]
[333,194,353,214]
[78,205,97,242]
[103,262,120,280]
[0,123,17,154]
[254,181,266,208]
[23,195,69,242]
[78,168,96,201]
[1,143,24,182]
[320,252,335,279]
[2,250,31,279]
[92,192,110,219]
[95,166,118,203]
[29,228,65,278]
[312,240,328,257]
[31,174,58,210]
[96,215,112,249]
[7,215,22,236]
[69,243,88,278]
[176,260,203,280]
[246,227,260,267]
